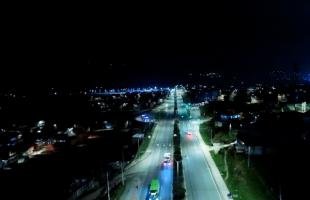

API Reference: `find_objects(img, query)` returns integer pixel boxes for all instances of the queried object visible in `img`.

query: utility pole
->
[106,172,110,200]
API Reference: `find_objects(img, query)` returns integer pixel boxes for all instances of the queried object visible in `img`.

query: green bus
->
[149,179,160,198]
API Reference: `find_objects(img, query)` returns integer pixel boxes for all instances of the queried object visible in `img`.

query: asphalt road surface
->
[177,89,223,200]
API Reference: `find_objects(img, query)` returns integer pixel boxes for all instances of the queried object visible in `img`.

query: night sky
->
[2,1,310,88]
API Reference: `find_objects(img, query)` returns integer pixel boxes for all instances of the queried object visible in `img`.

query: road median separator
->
[173,118,186,200]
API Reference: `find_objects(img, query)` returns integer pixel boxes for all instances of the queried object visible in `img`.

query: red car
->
[186,131,192,135]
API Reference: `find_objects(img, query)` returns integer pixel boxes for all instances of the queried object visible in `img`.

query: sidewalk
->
[119,176,142,200]
[79,188,103,200]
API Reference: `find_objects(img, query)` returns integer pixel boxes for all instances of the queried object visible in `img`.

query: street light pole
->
[176,160,179,177]
[210,128,213,144]
[247,146,251,168]
[172,158,180,185]
[106,172,111,200]
[279,185,282,200]
[121,149,125,186]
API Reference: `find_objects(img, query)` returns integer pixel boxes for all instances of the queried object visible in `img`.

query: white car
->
[162,153,171,166]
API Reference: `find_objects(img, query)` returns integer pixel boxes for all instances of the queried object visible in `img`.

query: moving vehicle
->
[186,131,192,135]
[162,152,171,166]
[148,179,160,200]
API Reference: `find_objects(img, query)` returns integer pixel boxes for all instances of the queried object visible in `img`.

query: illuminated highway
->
[120,89,230,200]
[120,92,175,200]
[177,89,231,200]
